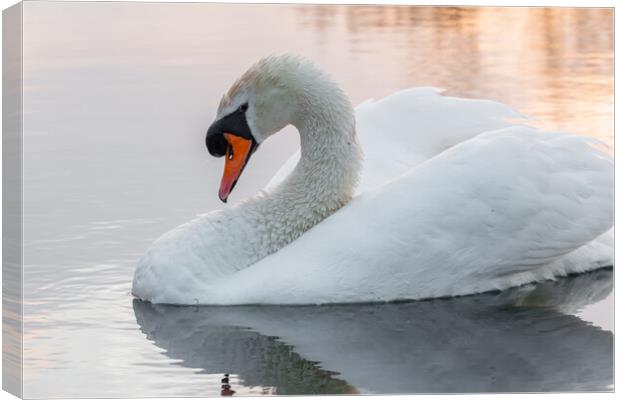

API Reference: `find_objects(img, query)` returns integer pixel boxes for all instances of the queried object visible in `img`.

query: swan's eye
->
[238,103,248,113]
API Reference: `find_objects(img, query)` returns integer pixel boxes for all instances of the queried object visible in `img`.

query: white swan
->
[132,55,613,305]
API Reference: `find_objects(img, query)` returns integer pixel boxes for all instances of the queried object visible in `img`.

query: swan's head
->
[206,55,349,202]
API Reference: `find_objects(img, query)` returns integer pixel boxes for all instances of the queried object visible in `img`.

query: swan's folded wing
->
[267,87,525,193]
[203,126,613,305]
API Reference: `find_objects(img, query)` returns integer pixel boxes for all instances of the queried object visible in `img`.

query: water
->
[19,3,613,397]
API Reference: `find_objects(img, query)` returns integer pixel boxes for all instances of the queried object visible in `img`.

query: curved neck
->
[230,84,363,265]
[289,85,362,211]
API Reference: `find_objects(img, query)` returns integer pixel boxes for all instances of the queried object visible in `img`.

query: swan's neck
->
[290,86,362,214]
[231,84,362,264]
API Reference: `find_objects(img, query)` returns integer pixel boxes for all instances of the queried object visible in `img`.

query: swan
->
[132,54,613,305]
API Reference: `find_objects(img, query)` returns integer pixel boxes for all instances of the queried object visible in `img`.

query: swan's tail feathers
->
[485,229,614,294]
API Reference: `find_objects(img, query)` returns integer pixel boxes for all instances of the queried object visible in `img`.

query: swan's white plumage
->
[132,57,613,305]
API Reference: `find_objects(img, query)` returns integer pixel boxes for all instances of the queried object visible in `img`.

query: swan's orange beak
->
[219,133,255,203]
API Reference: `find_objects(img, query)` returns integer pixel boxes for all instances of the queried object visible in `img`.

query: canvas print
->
[2,2,614,398]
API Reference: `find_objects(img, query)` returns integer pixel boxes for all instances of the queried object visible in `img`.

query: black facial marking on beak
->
[205,104,259,202]
[206,104,253,157]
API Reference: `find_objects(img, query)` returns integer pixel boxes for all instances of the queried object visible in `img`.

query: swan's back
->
[269,87,524,192]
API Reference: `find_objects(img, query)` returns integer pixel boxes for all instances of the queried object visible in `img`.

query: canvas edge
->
[2,1,24,398]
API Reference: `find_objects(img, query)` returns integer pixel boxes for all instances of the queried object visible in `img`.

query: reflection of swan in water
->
[133,268,613,394]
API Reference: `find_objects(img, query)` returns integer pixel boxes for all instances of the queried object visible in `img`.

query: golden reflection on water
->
[297,6,613,147]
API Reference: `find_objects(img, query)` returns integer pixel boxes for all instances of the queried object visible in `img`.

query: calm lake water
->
[19,3,613,397]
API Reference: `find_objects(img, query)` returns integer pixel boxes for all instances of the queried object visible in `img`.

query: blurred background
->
[20,3,613,397]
